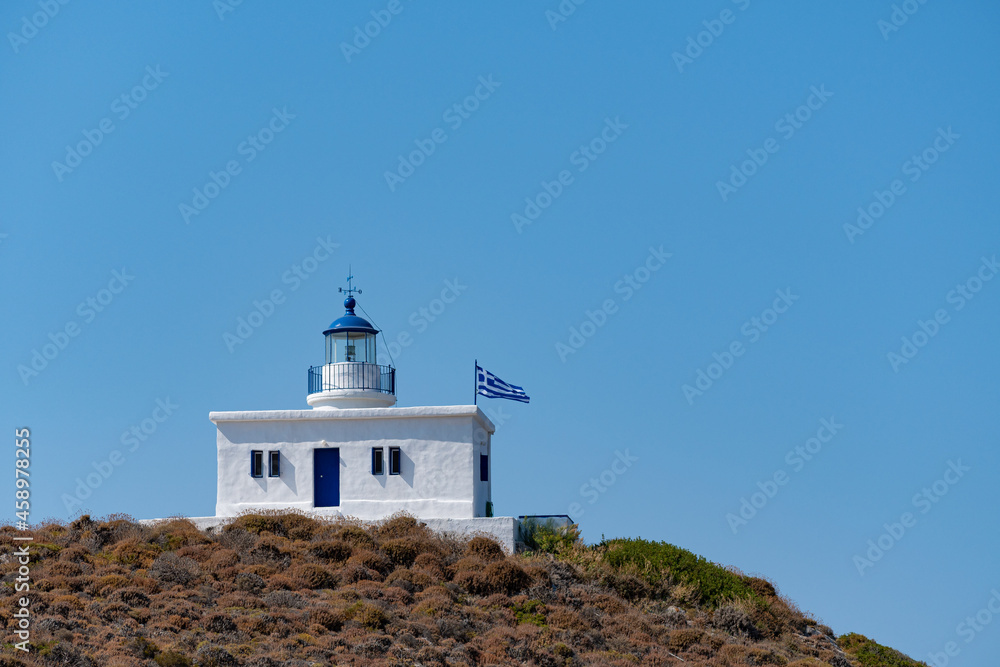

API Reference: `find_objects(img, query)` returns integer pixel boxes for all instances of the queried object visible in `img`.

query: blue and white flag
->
[476,364,530,403]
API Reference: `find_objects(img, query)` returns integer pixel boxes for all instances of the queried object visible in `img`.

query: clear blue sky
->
[3,1,998,661]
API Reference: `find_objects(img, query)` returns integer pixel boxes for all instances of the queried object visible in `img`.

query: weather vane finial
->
[338,265,362,298]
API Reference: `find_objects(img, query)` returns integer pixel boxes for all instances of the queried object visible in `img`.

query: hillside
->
[1,512,926,667]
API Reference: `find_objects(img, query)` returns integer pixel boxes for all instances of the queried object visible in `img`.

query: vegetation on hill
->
[0,512,925,666]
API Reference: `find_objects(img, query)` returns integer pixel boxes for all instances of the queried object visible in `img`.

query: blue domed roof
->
[323,297,378,335]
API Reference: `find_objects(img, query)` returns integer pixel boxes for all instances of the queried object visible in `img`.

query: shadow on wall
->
[399,449,414,487]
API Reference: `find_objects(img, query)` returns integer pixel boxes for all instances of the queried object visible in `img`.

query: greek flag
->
[476,364,530,403]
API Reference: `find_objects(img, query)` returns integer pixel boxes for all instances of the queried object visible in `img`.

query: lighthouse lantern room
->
[307,283,396,409]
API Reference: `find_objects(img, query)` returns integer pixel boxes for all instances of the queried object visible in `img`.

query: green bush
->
[521,518,581,554]
[155,650,192,667]
[512,599,547,627]
[600,538,755,607]
[839,633,928,667]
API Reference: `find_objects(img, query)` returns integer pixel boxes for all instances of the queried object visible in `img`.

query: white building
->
[207,291,519,548]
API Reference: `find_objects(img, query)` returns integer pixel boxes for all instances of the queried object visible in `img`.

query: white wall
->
[213,406,495,521]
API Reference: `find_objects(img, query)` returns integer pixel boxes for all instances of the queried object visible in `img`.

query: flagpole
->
[474,359,477,406]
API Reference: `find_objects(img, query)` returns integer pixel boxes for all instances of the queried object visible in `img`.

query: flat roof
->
[209,405,495,433]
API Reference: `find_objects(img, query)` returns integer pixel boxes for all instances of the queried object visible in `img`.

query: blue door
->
[314,448,340,507]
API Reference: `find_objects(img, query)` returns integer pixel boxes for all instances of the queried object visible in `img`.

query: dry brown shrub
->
[234,571,266,593]
[150,552,201,586]
[349,579,384,599]
[266,573,302,591]
[465,536,505,562]
[347,549,393,576]
[218,591,266,609]
[242,563,279,578]
[204,612,238,633]
[309,539,352,562]
[50,593,85,616]
[582,592,627,615]
[744,575,778,597]
[480,560,531,595]
[382,537,419,567]
[341,563,382,584]
[524,564,552,588]
[59,544,90,562]
[237,613,276,635]
[290,563,337,589]
[413,551,447,581]
[385,567,433,593]
[450,555,484,576]
[108,587,151,607]
[382,585,413,606]
[95,573,130,594]
[327,524,376,548]
[372,512,425,539]
[548,606,592,631]
[109,538,162,568]
[46,560,83,577]
[412,596,452,618]
[309,607,344,631]
[479,592,512,608]
[352,601,390,630]
[668,628,706,652]
[147,518,212,549]
[246,536,291,567]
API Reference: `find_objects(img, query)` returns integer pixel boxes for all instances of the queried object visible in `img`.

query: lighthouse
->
[206,276,519,548]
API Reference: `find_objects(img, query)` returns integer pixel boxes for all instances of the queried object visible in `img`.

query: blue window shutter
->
[480,454,489,482]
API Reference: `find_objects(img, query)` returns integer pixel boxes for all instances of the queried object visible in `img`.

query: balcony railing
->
[308,363,395,396]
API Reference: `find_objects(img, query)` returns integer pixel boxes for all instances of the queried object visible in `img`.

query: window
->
[480,454,489,482]
[371,447,384,475]
[269,451,281,477]
[250,450,263,478]
[389,447,401,475]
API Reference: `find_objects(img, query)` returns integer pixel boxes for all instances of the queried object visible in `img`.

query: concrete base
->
[140,514,521,553]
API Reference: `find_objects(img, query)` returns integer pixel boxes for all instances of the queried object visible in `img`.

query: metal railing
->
[308,363,395,395]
